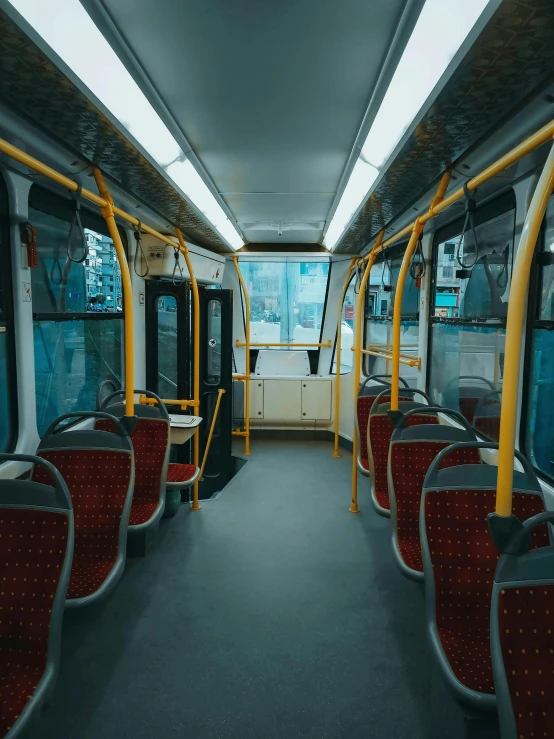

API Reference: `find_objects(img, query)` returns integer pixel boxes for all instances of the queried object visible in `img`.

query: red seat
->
[390,442,480,574]
[33,448,133,600]
[368,402,435,515]
[167,463,198,485]
[424,489,547,697]
[97,417,169,527]
[0,453,72,739]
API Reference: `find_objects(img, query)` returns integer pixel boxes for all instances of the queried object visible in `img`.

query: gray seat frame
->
[99,389,170,532]
[490,510,554,739]
[420,442,546,711]
[37,411,134,609]
[0,453,74,739]
[387,407,476,582]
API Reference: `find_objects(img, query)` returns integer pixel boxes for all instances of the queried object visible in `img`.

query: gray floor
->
[27,440,499,738]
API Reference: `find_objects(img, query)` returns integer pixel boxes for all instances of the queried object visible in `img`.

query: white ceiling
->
[80,0,419,245]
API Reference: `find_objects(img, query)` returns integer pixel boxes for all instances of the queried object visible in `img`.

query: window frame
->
[30,185,126,435]
[0,171,17,453]
[520,207,554,484]
[238,259,332,375]
[426,190,516,441]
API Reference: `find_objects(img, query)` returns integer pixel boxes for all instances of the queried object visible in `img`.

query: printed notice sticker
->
[23,282,31,302]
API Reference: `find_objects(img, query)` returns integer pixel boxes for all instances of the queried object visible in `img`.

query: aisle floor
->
[28,441,500,739]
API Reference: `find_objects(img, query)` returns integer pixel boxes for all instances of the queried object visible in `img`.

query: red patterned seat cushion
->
[0,509,69,736]
[424,489,548,694]
[390,442,480,572]
[97,418,168,526]
[167,463,197,485]
[474,415,501,441]
[369,412,437,510]
[357,396,375,465]
[33,450,132,599]
[458,397,481,425]
[497,585,554,738]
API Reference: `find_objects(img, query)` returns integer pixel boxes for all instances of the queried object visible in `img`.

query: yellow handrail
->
[199,388,226,481]
[235,340,332,348]
[350,232,383,513]
[334,258,357,458]
[139,396,200,411]
[390,171,451,410]
[357,347,421,369]
[175,228,202,510]
[93,168,135,418]
[495,140,554,516]
[232,256,251,456]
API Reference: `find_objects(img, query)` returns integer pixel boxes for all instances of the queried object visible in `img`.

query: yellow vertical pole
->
[334,258,357,457]
[495,141,554,516]
[175,228,201,511]
[93,169,135,417]
[390,171,451,410]
[350,233,383,514]
[232,256,251,456]
[199,388,226,480]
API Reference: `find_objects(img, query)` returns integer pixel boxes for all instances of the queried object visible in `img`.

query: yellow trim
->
[350,233,383,513]
[139,396,199,411]
[357,348,421,369]
[200,389,226,481]
[235,340,332,348]
[390,171,451,410]
[175,228,202,510]
[334,259,358,458]
[92,169,135,418]
[496,140,554,516]
[232,256,251,456]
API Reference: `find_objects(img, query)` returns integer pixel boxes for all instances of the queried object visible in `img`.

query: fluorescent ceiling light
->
[8,0,244,250]
[323,159,379,250]
[325,0,491,251]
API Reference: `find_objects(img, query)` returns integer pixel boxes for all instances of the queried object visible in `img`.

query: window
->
[428,192,515,440]
[156,295,178,399]
[331,273,356,374]
[30,186,124,435]
[363,246,420,385]
[0,174,16,453]
[239,261,330,348]
[524,196,554,480]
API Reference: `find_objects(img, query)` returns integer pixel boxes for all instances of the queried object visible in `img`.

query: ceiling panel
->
[82,0,411,242]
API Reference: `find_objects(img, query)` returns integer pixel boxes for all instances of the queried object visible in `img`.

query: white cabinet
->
[251,378,332,422]
[250,379,264,419]
[263,380,302,422]
[301,380,331,420]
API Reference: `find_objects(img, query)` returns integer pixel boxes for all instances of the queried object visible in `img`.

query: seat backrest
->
[98,390,170,528]
[388,408,479,576]
[445,376,496,425]
[357,376,408,464]
[421,443,549,708]
[0,454,73,737]
[367,388,435,513]
[490,510,554,739]
[32,412,134,602]
[473,390,501,441]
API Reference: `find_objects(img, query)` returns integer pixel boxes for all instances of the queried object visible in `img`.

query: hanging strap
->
[133,222,149,278]
[456,182,479,270]
[66,184,88,264]
[409,232,425,283]
[172,247,184,286]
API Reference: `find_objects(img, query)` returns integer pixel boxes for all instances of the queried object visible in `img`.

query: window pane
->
[207,299,222,385]
[364,318,419,386]
[433,210,515,320]
[241,261,329,348]
[156,296,178,399]
[33,319,123,435]
[526,328,554,478]
[332,279,355,374]
[538,200,554,321]
[429,323,503,439]
[29,205,122,314]
[0,331,14,452]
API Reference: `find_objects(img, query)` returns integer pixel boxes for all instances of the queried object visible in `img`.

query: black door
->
[198,287,233,496]
[145,281,233,498]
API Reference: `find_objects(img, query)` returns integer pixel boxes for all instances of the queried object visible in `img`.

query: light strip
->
[324,0,492,251]
[8,0,244,250]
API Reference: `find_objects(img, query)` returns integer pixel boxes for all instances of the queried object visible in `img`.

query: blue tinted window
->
[0,174,16,453]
